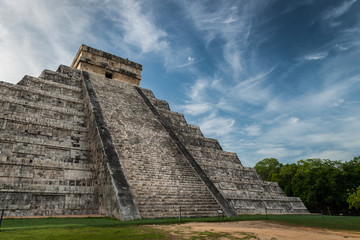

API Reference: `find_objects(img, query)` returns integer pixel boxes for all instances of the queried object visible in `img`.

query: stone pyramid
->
[0,45,308,220]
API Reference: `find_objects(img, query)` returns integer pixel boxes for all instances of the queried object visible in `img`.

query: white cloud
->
[181,103,212,116]
[228,68,274,105]
[289,117,299,124]
[174,56,198,68]
[199,116,235,136]
[245,125,261,136]
[332,98,344,107]
[305,150,354,162]
[103,0,168,54]
[257,147,303,159]
[303,52,328,60]
[0,0,93,84]
[189,79,209,101]
[180,1,271,78]
[176,78,214,115]
[322,0,357,20]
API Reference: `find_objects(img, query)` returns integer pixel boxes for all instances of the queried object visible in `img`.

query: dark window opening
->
[105,72,113,79]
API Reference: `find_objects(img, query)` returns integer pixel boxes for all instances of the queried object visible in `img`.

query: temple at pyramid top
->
[71,44,142,86]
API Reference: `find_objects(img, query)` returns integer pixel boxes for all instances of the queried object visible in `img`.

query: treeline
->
[254,156,360,212]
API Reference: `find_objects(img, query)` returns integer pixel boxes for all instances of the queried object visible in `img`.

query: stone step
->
[0,184,96,194]
[146,96,171,111]
[0,82,84,111]
[130,181,211,188]
[157,108,188,126]
[17,74,82,98]
[40,69,82,87]
[0,156,92,171]
[179,133,222,150]
[202,165,262,182]
[4,209,99,217]
[126,166,206,175]
[127,175,210,186]
[0,113,87,132]
[194,158,243,171]
[56,65,83,81]
[131,188,212,196]
[170,124,204,138]
[133,192,217,200]
[0,133,90,152]
[187,146,242,165]
[0,94,85,118]
[214,180,284,191]
[1,174,94,187]
[1,176,95,187]
[140,209,218,218]
[136,199,218,205]
[222,189,287,200]
[139,206,220,214]
[0,111,86,134]
[2,123,89,145]
[140,88,155,99]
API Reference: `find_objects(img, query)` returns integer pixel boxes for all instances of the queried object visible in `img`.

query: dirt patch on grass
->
[153,221,360,240]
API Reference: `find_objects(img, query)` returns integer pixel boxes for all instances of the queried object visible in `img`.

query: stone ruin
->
[0,45,308,220]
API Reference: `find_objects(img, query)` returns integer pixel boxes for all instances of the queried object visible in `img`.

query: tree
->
[254,156,360,211]
[291,159,343,210]
[342,156,360,191]
[254,158,282,181]
[278,163,298,196]
[347,186,360,210]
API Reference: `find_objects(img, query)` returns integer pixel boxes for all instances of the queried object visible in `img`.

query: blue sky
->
[0,0,359,166]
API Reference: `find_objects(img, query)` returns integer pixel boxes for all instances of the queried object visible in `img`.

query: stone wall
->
[0,67,98,216]
[71,45,142,86]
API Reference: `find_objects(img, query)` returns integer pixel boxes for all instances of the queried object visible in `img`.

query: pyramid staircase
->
[141,89,308,214]
[86,73,222,218]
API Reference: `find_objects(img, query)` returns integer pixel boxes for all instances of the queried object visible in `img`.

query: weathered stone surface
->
[71,45,142,86]
[0,67,98,217]
[143,91,308,214]
[89,73,221,218]
[0,45,308,219]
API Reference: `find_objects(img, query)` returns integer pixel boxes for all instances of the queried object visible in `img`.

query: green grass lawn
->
[0,215,359,240]
[266,214,360,232]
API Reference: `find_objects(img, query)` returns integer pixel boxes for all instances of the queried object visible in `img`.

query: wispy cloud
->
[180,1,271,79]
[199,115,236,137]
[177,78,213,115]
[0,0,93,84]
[102,0,169,54]
[322,0,357,20]
[174,56,200,68]
[244,125,261,136]
[303,52,328,60]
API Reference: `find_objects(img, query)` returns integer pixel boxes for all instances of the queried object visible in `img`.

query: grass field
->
[0,215,359,239]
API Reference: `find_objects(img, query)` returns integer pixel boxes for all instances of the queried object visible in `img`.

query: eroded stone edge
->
[82,71,141,220]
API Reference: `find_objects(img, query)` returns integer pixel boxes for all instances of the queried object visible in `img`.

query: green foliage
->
[277,163,297,196]
[254,158,282,181]
[255,156,360,211]
[347,186,360,210]
[291,159,343,210]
